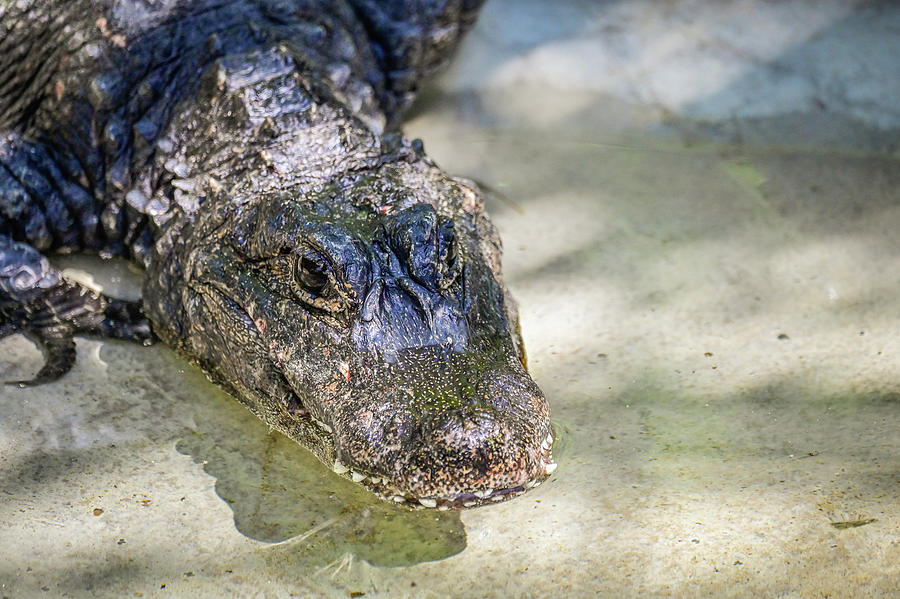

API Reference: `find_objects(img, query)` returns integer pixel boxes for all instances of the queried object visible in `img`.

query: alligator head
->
[145,152,554,509]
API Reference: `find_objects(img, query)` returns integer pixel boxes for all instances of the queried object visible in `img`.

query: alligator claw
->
[6,330,76,387]
[95,299,157,346]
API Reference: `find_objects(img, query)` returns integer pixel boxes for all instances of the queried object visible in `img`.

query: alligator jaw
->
[267,379,557,510]
[328,431,557,510]
[265,340,557,510]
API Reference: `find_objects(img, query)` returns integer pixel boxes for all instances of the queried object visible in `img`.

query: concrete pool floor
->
[2,1,899,597]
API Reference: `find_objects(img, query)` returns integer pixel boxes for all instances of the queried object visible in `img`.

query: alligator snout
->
[394,397,552,505]
[329,347,554,507]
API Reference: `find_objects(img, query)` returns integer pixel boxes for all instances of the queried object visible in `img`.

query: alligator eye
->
[295,251,331,296]
[289,250,349,315]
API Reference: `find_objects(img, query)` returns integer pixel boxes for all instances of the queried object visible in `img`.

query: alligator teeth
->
[157,137,175,153]
[392,495,406,503]
[418,498,437,508]
[541,433,553,450]
[462,501,477,508]
[332,460,350,475]
[438,505,450,511]
[350,470,366,483]
[311,416,332,434]
[525,479,538,489]
[491,494,505,502]
[544,462,558,475]
[473,489,493,499]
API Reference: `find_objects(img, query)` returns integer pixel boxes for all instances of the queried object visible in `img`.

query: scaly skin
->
[0,0,555,508]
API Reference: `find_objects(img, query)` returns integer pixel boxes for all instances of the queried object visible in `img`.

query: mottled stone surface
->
[2,1,898,597]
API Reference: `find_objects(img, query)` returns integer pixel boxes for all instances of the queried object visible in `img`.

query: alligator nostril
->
[397,276,434,329]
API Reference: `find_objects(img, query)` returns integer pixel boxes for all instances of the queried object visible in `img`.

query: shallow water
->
[2,111,897,597]
[2,1,899,596]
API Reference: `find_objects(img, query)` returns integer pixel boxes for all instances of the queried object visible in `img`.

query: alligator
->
[0,0,555,509]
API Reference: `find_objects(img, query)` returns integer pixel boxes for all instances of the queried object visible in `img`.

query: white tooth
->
[438,505,449,511]
[350,471,366,483]
[546,433,553,445]
[526,479,538,489]
[491,495,505,502]
[392,495,406,503]
[332,460,350,475]
[532,480,542,488]
[370,477,383,486]
[418,498,437,508]
[474,489,493,499]
[312,417,332,434]
[544,462,558,475]
[463,501,476,508]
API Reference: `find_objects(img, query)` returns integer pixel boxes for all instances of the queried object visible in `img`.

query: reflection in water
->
[174,376,466,568]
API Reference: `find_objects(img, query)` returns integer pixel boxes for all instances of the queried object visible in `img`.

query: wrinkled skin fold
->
[0,0,555,508]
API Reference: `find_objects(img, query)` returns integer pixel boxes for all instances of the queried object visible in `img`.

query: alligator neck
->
[141,43,392,230]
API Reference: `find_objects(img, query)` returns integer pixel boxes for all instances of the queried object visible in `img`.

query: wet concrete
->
[2,1,899,597]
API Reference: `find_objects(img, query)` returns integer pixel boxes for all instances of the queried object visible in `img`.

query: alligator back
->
[0,0,481,256]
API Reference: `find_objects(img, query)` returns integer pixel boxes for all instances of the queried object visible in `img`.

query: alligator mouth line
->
[328,432,557,510]
[251,374,559,510]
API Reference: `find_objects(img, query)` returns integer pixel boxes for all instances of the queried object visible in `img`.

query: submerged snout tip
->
[328,354,555,508]
[393,398,553,500]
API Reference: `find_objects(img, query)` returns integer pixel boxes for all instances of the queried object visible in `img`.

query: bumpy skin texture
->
[0,0,555,508]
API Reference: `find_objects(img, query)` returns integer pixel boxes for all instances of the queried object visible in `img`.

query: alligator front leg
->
[0,235,154,386]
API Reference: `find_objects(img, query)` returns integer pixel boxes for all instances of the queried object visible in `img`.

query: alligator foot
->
[2,291,155,387]
[1,235,155,386]
[5,328,77,387]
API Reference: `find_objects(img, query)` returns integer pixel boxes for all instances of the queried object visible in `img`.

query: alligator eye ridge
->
[438,220,459,289]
